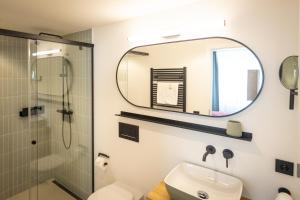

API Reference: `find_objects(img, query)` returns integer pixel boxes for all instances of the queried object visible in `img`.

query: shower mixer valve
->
[59,73,67,77]
[57,109,73,122]
[57,109,73,115]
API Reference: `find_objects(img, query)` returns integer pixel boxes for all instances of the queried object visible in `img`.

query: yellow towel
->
[146,182,170,200]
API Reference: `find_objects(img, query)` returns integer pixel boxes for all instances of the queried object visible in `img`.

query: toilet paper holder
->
[98,152,110,159]
[278,187,291,195]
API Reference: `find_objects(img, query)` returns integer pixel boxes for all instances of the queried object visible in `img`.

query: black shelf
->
[116,111,252,142]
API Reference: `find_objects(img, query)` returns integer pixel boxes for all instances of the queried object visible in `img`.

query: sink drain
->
[197,191,209,199]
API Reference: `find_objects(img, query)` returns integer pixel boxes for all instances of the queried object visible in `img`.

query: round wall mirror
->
[279,56,298,90]
[279,55,299,110]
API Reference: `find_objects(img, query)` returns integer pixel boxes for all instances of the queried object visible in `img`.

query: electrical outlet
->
[275,159,294,176]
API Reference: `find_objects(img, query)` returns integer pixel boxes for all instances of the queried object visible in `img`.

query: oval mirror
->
[279,56,298,90]
[116,37,264,117]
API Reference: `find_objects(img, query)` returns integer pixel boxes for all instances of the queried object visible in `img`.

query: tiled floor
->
[7,180,76,200]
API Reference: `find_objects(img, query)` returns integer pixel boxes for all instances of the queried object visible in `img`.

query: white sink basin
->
[164,162,243,200]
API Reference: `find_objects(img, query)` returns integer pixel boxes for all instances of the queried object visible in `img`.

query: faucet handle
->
[223,149,234,168]
[206,145,216,154]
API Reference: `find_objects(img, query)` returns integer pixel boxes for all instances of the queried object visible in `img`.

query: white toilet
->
[88,154,142,200]
[87,182,134,200]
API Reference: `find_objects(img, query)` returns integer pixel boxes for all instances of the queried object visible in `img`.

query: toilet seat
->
[88,183,134,200]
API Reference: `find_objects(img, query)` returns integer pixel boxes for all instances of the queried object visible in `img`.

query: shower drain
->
[197,191,209,199]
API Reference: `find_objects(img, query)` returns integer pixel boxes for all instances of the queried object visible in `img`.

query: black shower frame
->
[0,28,95,193]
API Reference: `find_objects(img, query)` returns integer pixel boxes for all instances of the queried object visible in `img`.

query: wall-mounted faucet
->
[223,149,234,168]
[202,145,216,162]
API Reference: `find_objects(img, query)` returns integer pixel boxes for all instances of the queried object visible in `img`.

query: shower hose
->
[62,60,72,150]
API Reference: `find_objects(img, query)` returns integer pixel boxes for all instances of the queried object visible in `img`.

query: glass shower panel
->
[35,41,93,200]
[0,35,38,200]
[0,33,93,200]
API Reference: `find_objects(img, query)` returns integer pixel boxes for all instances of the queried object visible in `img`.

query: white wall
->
[93,0,300,199]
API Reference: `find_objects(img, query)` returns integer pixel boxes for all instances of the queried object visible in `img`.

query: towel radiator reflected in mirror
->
[150,67,186,112]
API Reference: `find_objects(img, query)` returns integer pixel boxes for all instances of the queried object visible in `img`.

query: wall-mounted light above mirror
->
[116,37,264,117]
[279,56,299,110]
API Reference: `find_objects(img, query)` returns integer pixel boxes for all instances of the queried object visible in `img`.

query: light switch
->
[275,159,294,176]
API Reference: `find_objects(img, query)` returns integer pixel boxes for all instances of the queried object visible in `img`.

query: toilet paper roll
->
[275,193,293,200]
[95,156,109,171]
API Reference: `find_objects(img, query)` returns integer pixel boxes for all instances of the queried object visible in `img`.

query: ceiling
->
[0,0,200,35]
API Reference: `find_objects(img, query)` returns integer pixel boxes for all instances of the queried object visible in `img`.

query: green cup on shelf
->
[226,120,242,138]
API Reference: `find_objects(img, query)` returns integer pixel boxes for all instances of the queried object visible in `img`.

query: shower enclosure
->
[0,30,94,200]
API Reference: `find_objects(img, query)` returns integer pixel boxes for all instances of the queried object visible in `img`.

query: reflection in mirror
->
[31,43,74,103]
[117,38,264,117]
[32,57,73,98]
[279,56,299,110]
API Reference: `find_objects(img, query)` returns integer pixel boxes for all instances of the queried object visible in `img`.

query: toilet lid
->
[88,183,134,200]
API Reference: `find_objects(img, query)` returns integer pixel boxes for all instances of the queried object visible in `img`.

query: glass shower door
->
[35,40,93,200]
[0,35,92,200]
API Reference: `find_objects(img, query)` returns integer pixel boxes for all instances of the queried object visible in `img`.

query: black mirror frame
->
[116,36,265,118]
